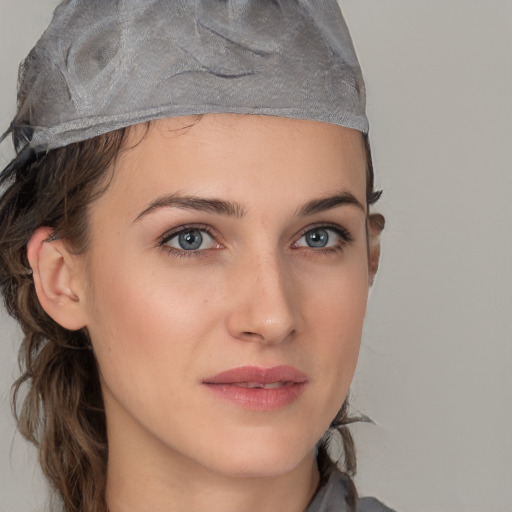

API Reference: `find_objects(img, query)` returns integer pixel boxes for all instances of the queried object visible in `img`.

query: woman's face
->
[79,114,371,478]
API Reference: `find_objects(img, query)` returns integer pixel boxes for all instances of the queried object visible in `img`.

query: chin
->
[195,428,318,478]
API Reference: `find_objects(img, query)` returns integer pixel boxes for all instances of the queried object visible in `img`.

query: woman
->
[0,1,389,511]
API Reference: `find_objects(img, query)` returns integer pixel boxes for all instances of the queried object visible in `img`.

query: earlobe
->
[367,213,385,286]
[27,227,87,330]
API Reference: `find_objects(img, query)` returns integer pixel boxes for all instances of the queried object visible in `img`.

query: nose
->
[225,251,298,345]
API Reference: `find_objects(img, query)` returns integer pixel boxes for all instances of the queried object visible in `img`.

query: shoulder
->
[306,471,397,512]
[357,496,396,512]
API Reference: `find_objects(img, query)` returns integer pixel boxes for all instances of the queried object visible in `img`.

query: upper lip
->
[203,365,308,385]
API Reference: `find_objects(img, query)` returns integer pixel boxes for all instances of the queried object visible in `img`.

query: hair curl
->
[0,126,380,512]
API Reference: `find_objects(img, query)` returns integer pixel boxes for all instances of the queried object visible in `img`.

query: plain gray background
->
[1,1,511,511]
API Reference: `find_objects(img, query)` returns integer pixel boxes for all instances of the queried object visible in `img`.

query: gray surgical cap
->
[5,0,368,154]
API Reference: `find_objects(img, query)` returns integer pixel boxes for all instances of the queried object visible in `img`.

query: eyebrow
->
[133,194,247,223]
[297,191,365,216]
[133,190,365,224]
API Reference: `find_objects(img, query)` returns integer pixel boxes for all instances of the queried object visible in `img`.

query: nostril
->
[238,327,297,345]
[241,331,265,340]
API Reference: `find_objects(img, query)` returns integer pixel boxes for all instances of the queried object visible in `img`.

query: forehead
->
[94,114,367,220]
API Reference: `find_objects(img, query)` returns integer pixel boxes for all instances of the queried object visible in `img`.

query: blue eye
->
[295,226,349,249]
[304,228,330,248]
[163,228,216,251]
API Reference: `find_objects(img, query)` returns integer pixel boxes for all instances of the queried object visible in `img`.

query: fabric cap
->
[6,0,368,154]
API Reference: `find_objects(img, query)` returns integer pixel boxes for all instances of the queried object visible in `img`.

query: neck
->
[107,443,320,512]
[105,402,321,512]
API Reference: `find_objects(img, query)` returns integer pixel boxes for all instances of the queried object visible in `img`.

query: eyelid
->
[292,222,353,250]
[295,222,353,242]
[156,221,353,257]
[157,223,222,250]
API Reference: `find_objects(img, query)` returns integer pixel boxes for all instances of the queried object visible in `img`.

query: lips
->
[236,382,293,389]
[202,365,308,411]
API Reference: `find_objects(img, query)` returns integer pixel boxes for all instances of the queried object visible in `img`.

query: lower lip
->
[203,382,307,411]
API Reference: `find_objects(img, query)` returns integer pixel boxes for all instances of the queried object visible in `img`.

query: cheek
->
[82,257,230,438]
[302,245,369,335]
[85,253,222,362]
[301,256,369,408]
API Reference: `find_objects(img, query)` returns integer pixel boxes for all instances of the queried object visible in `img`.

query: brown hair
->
[0,126,380,512]
[0,130,127,512]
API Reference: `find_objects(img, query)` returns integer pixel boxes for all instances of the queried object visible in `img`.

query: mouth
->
[202,365,308,411]
[235,381,296,389]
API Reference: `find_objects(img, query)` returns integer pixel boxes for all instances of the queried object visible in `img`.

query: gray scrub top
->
[306,471,396,512]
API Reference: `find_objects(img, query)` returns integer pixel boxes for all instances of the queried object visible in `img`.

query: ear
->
[367,213,385,286]
[27,227,87,330]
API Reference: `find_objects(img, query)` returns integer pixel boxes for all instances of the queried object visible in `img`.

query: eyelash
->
[293,223,354,254]
[157,223,353,259]
[158,223,218,258]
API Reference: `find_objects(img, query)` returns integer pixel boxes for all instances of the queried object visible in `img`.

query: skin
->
[28,114,380,512]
